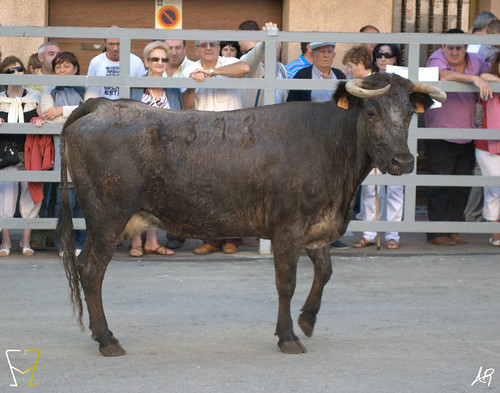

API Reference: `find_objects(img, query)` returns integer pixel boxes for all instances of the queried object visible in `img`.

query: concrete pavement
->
[0,230,499,392]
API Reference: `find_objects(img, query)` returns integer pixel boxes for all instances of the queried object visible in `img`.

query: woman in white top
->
[0,56,46,256]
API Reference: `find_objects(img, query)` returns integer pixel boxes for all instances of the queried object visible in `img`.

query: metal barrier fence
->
[1,26,499,250]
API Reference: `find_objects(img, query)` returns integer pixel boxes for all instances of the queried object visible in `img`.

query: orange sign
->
[157,5,181,29]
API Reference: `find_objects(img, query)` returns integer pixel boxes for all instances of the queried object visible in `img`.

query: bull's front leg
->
[298,246,333,337]
[272,238,307,354]
[79,248,126,357]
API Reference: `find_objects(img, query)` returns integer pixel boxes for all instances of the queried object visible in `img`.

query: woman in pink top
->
[477,51,500,246]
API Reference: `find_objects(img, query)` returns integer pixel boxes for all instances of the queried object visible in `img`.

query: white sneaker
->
[59,249,82,257]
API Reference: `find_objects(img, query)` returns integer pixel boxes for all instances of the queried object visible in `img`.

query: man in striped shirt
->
[284,42,313,79]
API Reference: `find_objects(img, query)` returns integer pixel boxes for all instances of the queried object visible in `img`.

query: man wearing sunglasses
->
[181,40,249,111]
[181,40,250,254]
[424,28,492,246]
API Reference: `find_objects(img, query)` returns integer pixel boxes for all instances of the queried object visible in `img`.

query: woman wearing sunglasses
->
[128,41,183,257]
[372,43,402,73]
[0,56,46,257]
[359,44,404,249]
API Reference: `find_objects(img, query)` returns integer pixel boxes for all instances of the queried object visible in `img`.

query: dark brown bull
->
[57,73,445,356]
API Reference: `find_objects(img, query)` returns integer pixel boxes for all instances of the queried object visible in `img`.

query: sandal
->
[386,239,399,250]
[20,242,34,256]
[144,246,174,255]
[129,246,143,257]
[353,238,375,248]
[0,245,11,257]
[489,237,500,247]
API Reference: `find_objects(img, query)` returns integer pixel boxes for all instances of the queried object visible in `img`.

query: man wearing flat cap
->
[286,42,348,249]
[286,42,345,103]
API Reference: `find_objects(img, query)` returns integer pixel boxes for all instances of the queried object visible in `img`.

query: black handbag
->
[0,140,19,169]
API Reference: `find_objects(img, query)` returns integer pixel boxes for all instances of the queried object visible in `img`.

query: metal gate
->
[0,26,499,252]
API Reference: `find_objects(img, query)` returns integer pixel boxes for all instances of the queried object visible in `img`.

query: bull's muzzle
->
[390,153,414,174]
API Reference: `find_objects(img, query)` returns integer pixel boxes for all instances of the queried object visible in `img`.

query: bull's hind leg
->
[79,233,126,356]
[272,236,307,354]
[298,247,333,337]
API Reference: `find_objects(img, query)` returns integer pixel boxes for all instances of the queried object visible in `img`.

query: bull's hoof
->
[278,338,307,354]
[298,313,316,337]
[99,342,126,356]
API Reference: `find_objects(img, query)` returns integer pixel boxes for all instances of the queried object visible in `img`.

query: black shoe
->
[30,239,47,251]
[329,240,349,249]
[166,237,185,250]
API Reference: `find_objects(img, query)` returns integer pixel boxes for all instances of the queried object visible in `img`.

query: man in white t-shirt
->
[87,30,146,99]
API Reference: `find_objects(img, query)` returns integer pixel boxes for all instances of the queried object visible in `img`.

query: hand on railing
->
[42,107,63,121]
[474,75,493,101]
[29,117,46,127]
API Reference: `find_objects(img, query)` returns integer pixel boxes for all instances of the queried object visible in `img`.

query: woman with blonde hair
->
[128,41,183,257]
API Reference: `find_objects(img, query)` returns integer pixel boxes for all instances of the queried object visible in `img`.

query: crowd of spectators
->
[0,13,499,257]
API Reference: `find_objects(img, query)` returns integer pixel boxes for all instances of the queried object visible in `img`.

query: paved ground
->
[0,231,499,392]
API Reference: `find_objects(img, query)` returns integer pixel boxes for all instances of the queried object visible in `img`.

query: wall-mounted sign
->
[156,0,182,29]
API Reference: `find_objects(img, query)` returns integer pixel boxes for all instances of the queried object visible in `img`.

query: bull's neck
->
[324,104,373,216]
[329,104,372,181]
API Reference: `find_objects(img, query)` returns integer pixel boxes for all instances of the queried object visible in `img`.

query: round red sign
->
[157,6,181,29]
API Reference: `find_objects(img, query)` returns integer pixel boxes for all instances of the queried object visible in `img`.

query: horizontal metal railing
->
[0,26,499,247]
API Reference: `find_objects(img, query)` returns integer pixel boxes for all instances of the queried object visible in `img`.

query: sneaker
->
[59,249,82,257]
[330,240,349,249]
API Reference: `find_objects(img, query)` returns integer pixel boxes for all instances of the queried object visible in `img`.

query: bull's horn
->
[345,79,391,98]
[411,82,447,102]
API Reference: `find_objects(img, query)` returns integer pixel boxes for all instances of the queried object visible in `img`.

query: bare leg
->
[1,229,11,248]
[130,234,143,257]
[21,228,32,248]
[144,230,161,250]
[131,234,142,248]
[298,247,333,337]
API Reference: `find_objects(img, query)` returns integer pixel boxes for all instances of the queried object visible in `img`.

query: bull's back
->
[63,100,346,239]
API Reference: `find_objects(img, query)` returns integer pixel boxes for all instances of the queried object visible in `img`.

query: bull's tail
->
[56,137,84,329]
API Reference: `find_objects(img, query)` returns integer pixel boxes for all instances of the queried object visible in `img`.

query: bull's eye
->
[366,109,376,118]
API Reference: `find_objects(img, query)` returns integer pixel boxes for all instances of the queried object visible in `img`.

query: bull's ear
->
[413,102,425,113]
[410,92,434,113]
[333,81,351,110]
[337,96,349,110]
